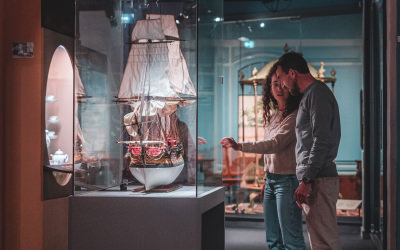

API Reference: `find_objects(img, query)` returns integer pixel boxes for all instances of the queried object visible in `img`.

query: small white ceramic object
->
[45,95,56,103]
[48,131,57,139]
[50,149,69,165]
[48,116,59,124]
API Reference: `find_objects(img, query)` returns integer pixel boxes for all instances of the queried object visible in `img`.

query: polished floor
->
[225,220,377,250]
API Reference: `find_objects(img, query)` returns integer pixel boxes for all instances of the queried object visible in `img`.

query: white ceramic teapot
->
[51,149,69,165]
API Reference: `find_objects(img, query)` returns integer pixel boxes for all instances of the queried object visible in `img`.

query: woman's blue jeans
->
[263,173,306,250]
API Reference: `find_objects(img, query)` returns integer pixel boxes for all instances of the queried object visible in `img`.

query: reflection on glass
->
[73,0,124,192]
[197,0,224,196]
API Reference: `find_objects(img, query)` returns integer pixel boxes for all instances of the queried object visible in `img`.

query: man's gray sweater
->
[295,81,341,181]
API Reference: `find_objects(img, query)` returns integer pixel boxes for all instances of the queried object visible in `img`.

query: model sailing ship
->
[117,14,196,191]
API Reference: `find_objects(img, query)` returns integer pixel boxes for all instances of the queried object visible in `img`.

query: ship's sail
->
[131,19,166,41]
[119,14,196,138]
[118,14,196,101]
[146,14,195,96]
[146,14,179,38]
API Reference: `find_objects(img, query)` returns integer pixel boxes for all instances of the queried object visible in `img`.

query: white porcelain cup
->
[45,95,56,103]
[48,116,59,124]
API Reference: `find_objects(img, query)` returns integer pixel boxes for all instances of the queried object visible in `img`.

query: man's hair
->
[277,52,310,74]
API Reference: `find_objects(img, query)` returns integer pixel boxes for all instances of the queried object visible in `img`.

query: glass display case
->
[70,0,223,197]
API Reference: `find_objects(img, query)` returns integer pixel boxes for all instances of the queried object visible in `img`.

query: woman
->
[220,64,305,250]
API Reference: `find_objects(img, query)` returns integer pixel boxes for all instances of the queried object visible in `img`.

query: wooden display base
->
[132,184,182,193]
[336,199,362,210]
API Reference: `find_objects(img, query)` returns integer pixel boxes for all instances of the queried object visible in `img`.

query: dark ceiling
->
[223,0,362,21]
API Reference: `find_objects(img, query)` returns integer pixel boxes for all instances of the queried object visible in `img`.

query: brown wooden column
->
[2,0,43,249]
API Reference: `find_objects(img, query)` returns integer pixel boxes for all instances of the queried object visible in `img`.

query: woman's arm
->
[241,112,297,154]
[220,137,242,150]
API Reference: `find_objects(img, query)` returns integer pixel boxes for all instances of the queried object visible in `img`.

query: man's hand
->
[220,137,242,151]
[294,181,312,208]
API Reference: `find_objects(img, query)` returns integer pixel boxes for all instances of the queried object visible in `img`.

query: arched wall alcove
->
[42,28,74,200]
[45,45,74,163]
[44,45,74,187]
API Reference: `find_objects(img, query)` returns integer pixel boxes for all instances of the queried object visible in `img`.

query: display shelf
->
[44,163,73,173]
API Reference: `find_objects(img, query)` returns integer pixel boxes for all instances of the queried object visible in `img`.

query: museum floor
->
[225,220,377,250]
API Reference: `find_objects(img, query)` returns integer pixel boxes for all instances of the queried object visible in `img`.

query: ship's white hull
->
[129,161,184,191]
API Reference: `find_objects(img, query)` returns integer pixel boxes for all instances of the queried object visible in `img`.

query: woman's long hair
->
[262,63,303,126]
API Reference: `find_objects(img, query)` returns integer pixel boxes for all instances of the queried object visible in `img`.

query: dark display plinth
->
[69,186,224,250]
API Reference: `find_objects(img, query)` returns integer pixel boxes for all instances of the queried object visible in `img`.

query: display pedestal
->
[69,186,225,250]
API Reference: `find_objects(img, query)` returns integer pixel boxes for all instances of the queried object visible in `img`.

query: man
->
[275,52,341,250]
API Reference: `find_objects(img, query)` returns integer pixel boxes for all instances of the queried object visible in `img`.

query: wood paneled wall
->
[2,0,43,249]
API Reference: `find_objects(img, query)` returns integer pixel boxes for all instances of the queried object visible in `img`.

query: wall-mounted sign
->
[12,42,34,58]
[243,41,255,49]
